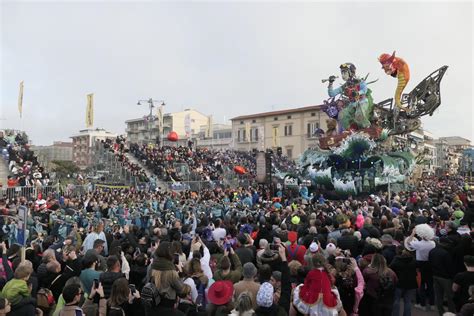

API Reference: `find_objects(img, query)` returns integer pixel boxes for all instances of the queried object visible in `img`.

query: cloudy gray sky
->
[1,1,472,145]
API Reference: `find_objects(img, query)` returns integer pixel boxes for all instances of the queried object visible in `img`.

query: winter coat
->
[213,253,242,284]
[337,234,359,258]
[389,255,418,289]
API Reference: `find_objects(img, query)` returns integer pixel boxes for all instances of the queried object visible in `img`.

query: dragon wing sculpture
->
[375,65,448,136]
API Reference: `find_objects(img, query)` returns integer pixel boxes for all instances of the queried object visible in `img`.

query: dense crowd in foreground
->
[0,173,471,316]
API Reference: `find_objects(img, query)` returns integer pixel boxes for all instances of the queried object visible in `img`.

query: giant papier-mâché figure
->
[378,51,410,110]
[327,63,373,131]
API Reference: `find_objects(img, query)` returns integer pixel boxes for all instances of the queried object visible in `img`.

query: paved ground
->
[397,302,445,316]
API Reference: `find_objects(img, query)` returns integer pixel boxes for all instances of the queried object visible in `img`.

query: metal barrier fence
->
[0,184,93,200]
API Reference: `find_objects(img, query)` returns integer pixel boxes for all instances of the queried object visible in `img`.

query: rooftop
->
[231,104,322,121]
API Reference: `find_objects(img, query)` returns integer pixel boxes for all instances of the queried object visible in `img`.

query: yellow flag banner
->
[207,115,213,138]
[157,105,164,134]
[272,127,279,147]
[245,122,251,142]
[86,93,94,128]
[18,81,24,118]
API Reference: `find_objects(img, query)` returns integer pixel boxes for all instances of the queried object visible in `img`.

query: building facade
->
[422,130,437,174]
[195,124,232,150]
[70,129,117,169]
[230,105,329,159]
[434,136,472,175]
[31,141,73,170]
[125,109,209,146]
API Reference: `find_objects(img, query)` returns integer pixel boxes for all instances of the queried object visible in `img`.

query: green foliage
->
[51,160,80,178]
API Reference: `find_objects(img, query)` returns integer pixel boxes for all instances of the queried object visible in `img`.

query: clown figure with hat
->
[378,51,410,111]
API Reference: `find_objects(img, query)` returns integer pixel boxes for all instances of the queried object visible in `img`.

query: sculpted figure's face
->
[383,63,394,75]
[341,70,350,81]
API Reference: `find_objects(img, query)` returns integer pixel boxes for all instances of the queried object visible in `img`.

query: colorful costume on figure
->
[328,63,373,131]
[378,51,410,109]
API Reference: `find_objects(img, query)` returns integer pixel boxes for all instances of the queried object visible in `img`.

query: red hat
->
[288,231,297,244]
[208,281,233,305]
[378,51,396,65]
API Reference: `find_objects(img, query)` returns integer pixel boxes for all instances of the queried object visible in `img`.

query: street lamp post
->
[137,98,165,147]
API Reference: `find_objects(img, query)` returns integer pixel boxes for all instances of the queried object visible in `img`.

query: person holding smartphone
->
[213,245,242,284]
[80,252,101,295]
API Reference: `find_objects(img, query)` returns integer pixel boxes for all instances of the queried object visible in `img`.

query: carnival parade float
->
[284,52,448,196]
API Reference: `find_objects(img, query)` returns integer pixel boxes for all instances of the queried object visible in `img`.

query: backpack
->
[37,288,56,313]
[141,281,161,307]
[287,244,300,261]
[108,305,126,316]
[378,273,395,298]
[192,277,207,310]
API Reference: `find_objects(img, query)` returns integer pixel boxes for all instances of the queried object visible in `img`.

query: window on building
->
[286,148,293,158]
[274,117,278,121]
[252,119,256,123]
[254,128,259,140]
[287,115,292,119]
[242,129,246,142]
[284,125,293,136]
[240,121,244,125]
[307,122,320,137]
[311,112,316,117]
[237,130,241,142]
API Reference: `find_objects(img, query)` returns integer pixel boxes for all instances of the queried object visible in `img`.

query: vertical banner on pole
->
[245,122,251,142]
[206,115,213,139]
[157,104,164,146]
[86,93,94,128]
[272,126,279,147]
[184,113,191,139]
[259,126,265,150]
[18,81,24,118]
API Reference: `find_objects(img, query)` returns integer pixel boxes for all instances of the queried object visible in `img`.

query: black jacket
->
[235,246,255,266]
[428,245,455,279]
[337,234,359,257]
[390,255,418,289]
[360,225,381,240]
[382,245,397,265]
[99,271,126,298]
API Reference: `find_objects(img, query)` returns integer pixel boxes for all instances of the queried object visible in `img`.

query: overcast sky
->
[1,1,473,145]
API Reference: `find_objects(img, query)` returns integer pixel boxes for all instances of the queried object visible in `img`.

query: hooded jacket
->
[389,254,418,289]
[213,253,242,284]
[150,258,189,301]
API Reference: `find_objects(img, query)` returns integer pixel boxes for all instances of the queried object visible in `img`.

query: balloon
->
[167,131,179,142]
[234,166,246,175]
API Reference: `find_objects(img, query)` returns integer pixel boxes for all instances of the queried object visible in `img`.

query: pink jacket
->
[355,214,365,229]
[352,267,365,316]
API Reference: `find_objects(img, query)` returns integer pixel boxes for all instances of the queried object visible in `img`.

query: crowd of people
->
[101,138,150,184]
[1,133,474,316]
[128,142,296,183]
[1,130,50,188]
[0,168,471,316]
